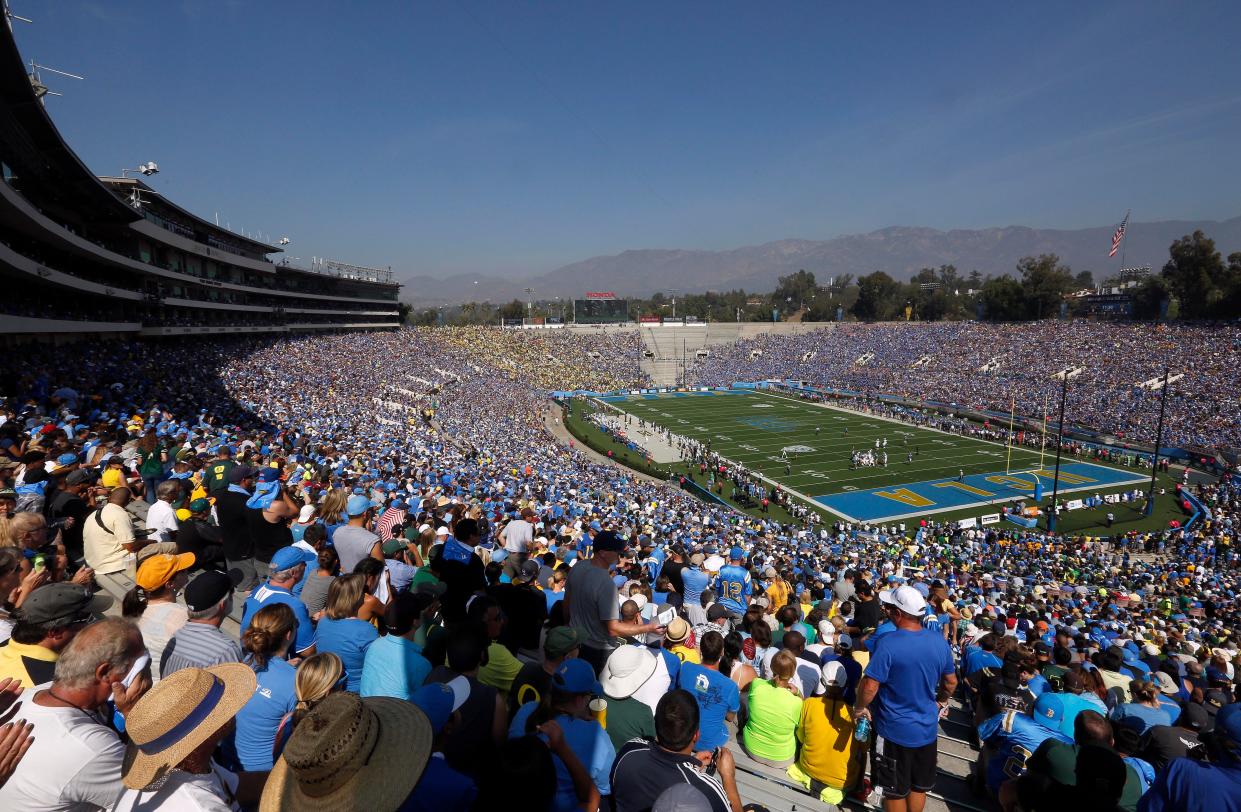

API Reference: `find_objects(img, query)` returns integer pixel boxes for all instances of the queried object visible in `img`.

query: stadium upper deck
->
[0,23,400,338]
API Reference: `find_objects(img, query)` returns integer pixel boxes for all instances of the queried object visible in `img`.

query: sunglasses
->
[332,670,349,691]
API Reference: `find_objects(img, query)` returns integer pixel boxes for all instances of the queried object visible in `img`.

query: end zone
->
[811,462,1148,524]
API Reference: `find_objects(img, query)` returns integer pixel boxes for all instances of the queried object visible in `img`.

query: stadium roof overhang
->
[0,24,139,225]
[98,176,283,255]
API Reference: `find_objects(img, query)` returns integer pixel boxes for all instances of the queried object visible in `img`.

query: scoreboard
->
[574,298,630,323]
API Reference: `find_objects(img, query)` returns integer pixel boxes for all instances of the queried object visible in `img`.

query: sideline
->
[543,402,668,486]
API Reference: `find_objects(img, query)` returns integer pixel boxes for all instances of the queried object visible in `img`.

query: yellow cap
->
[136,552,197,591]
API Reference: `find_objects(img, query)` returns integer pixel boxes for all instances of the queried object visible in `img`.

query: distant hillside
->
[402,215,1241,304]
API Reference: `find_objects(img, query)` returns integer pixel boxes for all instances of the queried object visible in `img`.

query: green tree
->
[397,302,412,323]
[498,299,526,320]
[851,271,901,320]
[1130,276,1170,320]
[979,275,1025,321]
[1162,231,1226,318]
[774,269,818,314]
[1074,270,1095,290]
[1017,254,1074,319]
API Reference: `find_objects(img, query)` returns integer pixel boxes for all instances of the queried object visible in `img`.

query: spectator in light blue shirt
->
[1110,678,1173,734]
[361,589,434,701]
[316,573,380,692]
[231,602,299,771]
[681,556,710,607]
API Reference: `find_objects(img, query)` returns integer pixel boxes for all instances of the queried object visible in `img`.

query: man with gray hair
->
[160,570,243,677]
[143,479,184,544]
[0,617,149,810]
[238,546,316,657]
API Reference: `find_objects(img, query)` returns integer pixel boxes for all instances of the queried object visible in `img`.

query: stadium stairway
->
[730,696,996,812]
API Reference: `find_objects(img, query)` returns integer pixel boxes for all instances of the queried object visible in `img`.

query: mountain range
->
[401,215,1241,304]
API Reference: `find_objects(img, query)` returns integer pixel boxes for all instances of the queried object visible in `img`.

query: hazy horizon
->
[18,1,1241,280]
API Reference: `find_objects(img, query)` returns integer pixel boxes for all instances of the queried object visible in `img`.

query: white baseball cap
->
[890,584,927,617]
[820,660,847,690]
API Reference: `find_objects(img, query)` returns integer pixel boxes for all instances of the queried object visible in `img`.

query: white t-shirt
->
[145,500,179,544]
[630,649,672,717]
[0,688,126,811]
[500,519,533,554]
[111,761,239,812]
[138,601,189,684]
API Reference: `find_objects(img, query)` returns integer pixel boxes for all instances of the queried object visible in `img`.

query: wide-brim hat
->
[601,645,658,699]
[122,663,256,790]
[260,692,432,812]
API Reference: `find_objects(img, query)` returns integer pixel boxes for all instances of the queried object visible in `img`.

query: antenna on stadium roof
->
[4,0,32,28]
[28,59,83,101]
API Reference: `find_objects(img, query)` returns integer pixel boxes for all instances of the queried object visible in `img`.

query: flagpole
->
[1144,366,1170,517]
[1047,372,1070,533]
[1038,389,1049,471]
[1120,209,1130,267]
[1006,395,1015,475]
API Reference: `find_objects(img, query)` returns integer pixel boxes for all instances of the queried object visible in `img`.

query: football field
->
[597,389,1146,524]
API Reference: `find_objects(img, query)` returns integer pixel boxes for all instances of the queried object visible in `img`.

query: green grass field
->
[593,388,1177,531]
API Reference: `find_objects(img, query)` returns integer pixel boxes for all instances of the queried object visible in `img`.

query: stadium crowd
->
[0,325,1235,812]
[686,321,1241,450]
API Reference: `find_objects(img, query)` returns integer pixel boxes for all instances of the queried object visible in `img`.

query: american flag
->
[1109,211,1129,258]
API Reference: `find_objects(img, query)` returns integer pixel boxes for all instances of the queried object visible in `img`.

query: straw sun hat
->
[260,691,433,811]
[122,664,256,790]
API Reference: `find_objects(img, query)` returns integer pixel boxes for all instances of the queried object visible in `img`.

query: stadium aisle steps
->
[729,708,996,812]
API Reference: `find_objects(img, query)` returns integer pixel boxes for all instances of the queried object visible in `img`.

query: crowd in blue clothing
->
[687,320,1241,450]
[0,325,1237,812]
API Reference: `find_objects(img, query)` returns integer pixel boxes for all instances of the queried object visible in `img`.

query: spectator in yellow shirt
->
[765,567,791,613]
[663,617,700,664]
[99,455,127,491]
[788,660,866,805]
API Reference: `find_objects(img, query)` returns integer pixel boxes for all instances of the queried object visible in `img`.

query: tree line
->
[406,230,1240,325]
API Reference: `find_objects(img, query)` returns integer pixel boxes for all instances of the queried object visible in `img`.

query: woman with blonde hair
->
[266,651,346,762]
[318,487,349,541]
[742,649,804,768]
[233,603,299,771]
[314,573,378,691]
[293,651,345,721]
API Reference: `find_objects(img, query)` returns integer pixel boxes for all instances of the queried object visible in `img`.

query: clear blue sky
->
[15,1,1241,279]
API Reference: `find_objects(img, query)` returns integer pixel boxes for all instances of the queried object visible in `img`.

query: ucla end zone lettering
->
[812,462,1147,524]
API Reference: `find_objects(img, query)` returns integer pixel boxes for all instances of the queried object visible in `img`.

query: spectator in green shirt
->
[742,649,804,767]
[599,644,657,753]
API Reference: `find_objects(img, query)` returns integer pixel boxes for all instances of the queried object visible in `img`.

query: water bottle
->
[854,715,871,742]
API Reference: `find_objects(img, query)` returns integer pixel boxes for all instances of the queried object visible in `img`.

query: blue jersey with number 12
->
[715,565,752,614]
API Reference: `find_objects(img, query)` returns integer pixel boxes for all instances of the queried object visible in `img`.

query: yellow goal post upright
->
[1003,392,1049,502]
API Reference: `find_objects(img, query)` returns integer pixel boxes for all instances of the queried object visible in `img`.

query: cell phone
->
[706,747,721,776]
[121,653,151,689]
